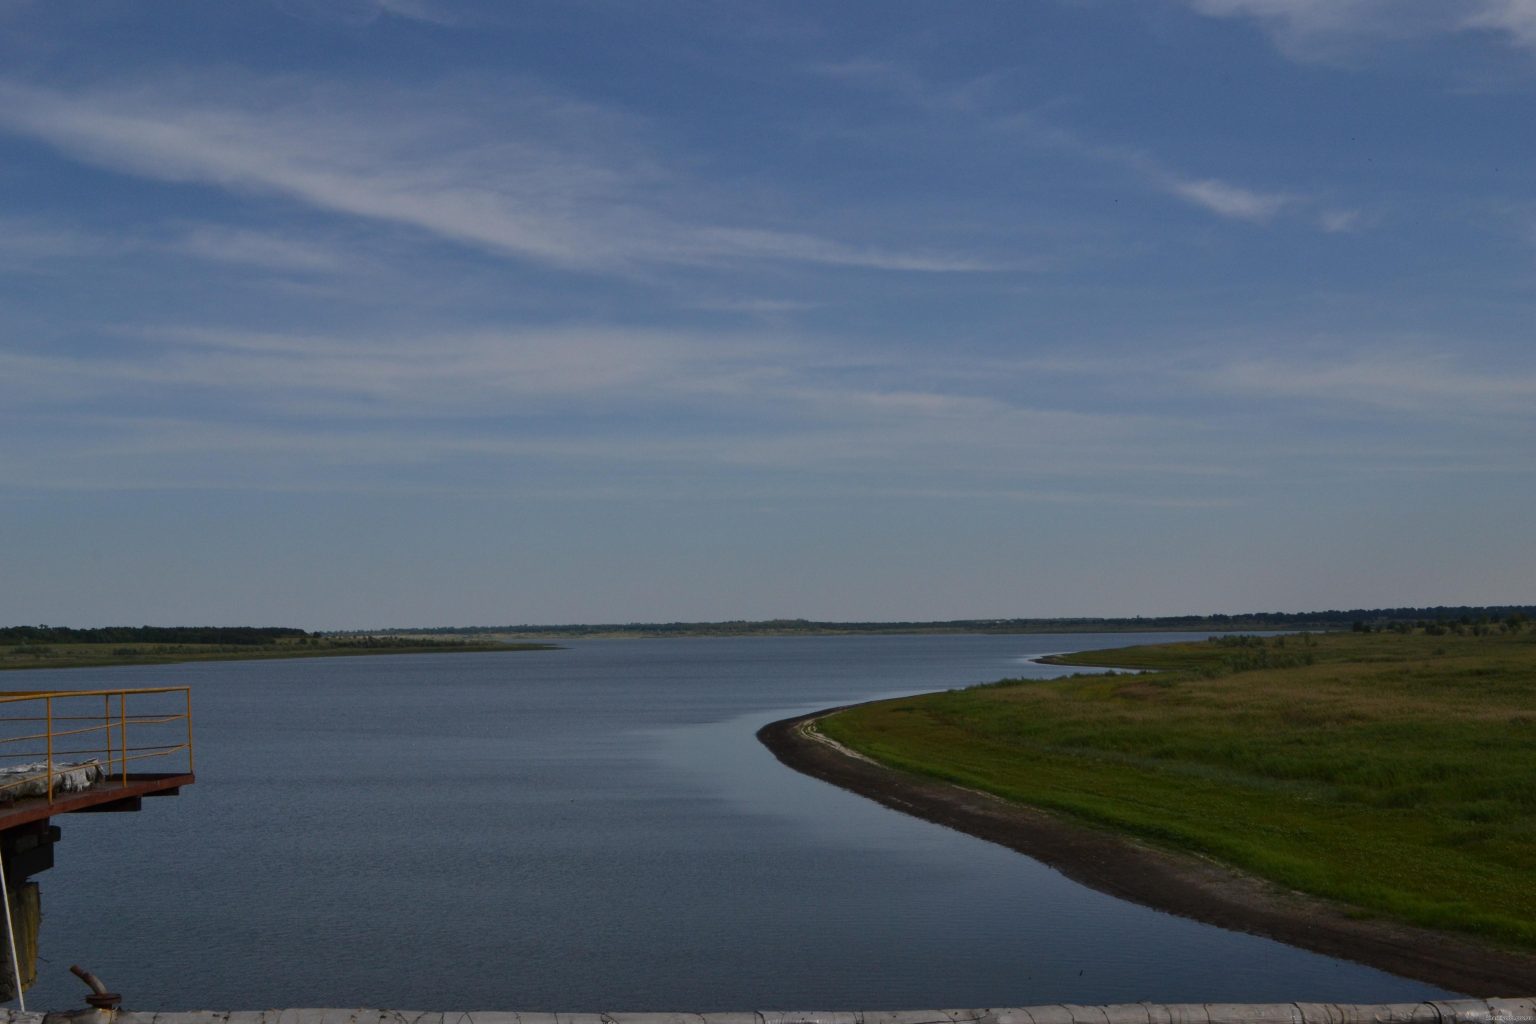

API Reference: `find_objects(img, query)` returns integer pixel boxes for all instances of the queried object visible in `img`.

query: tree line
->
[358,605,1536,637]
[0,626,309,645]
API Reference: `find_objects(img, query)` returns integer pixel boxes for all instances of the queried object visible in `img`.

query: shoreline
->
[756,707,1536,996]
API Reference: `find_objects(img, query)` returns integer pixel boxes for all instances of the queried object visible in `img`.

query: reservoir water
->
[10,635,1451,1010]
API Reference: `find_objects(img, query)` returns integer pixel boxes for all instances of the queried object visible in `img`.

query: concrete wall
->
[5,997,1533,1024]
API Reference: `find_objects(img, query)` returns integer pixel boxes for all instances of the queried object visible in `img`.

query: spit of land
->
[766,626,1536,992]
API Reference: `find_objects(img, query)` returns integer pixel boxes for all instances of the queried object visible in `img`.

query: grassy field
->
[816,627,1536,950]
[0,635,556,672]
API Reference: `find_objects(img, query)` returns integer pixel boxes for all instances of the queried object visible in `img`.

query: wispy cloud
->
[0,76,999,276]
[0,218,118,262]
[1192,351,1536,416]
[1318,208,1363,233]
[0,321,1238,500]
[374,0,459,24]
[1052,132,1308,226]
[1464,0,1536,50]
[0,215,349,276]
[812,59,1010,116]
[684,297,825,315]
[1046,135,1306,227]
[272,0,464,28]
[10,316,1529,506]
[172,225,343,273]
[1165,177,1295,223]
[817,60,1321,229]
[1184,0,1397,46]
[693,226,1002,272]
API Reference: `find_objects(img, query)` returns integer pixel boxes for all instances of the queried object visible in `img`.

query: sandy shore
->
[756,708,1536,996]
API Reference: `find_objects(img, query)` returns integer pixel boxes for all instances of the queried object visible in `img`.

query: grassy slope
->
[0,638,556,672]
[816,630,1536,949]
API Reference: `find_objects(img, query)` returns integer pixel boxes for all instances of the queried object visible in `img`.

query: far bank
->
[0,636,556,672]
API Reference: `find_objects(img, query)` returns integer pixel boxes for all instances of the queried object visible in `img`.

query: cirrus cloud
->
[0,76,1001,277]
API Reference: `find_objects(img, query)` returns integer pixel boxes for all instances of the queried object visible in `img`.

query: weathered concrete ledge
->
[5,1001,1534,1024]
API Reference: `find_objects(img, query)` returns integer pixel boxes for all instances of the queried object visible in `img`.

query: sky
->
[2,0,1534,629]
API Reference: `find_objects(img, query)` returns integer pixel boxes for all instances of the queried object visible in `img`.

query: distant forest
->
[0,625,309,645]
[9,607,1535,643]
[355,605,1536,638]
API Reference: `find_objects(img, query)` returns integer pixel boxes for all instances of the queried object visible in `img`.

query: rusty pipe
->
[69,964,122,1009]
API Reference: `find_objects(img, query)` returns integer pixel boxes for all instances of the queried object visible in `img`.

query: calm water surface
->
[11,635,1451,1010]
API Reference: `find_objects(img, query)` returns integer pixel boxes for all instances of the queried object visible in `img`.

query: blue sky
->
[2,1,1533,628]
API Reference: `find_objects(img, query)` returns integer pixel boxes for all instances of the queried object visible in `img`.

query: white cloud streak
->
[0,215,351,276]
[1193,353,1536,415]
[5,320,1531,505]
[0,322,1241,500]
[0,219,117,262]
[0,77,997,275]
[1182,0,1536,56]
[1318,208,1363,233]
[1166,177,1295,222]
[273,0,463,28]
[172,225,343,273]
[817,60,1316,228]
[1464,0,1536,50]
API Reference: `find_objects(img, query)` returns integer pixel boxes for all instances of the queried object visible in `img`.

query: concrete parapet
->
[4,1002,1531,1024]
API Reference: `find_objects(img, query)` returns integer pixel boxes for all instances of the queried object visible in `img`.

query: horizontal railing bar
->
[0,718,184,735]
[4,746,150,760]
[0,723,112,740]
[0,749,113,761]
[121,748,185,764]
[0,741,187,760]
[24,723,113,741]
[0,714,186,723]
[0,687,190,702]
[0,739,190,758]
[0,730,52,745]
[0,725,182,736]
[0,752,109,761]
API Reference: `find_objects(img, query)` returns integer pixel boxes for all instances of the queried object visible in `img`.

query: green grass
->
[0,636,556,672]
[816,628,1536,950]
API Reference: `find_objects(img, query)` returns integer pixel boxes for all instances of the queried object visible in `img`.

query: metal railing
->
[0,688,193,804]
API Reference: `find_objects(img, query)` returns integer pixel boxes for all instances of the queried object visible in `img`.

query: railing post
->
[119,692,128,784]
[104,693,113,779]
[45,696,53,803]
[184,688,195,775]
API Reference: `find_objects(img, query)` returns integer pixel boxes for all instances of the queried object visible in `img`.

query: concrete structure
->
[6,1001,1534,1024]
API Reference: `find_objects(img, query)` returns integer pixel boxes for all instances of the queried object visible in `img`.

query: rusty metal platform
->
[0,687,194,835]
[0,773,194,833]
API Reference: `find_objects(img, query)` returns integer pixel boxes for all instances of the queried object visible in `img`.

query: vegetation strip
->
[759,627,1536,994]
[1,628,556,672]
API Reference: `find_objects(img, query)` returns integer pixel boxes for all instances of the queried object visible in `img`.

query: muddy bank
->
[756,709,1536,996]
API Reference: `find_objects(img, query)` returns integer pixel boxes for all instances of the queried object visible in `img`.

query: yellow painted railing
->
[0,688,193,803]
